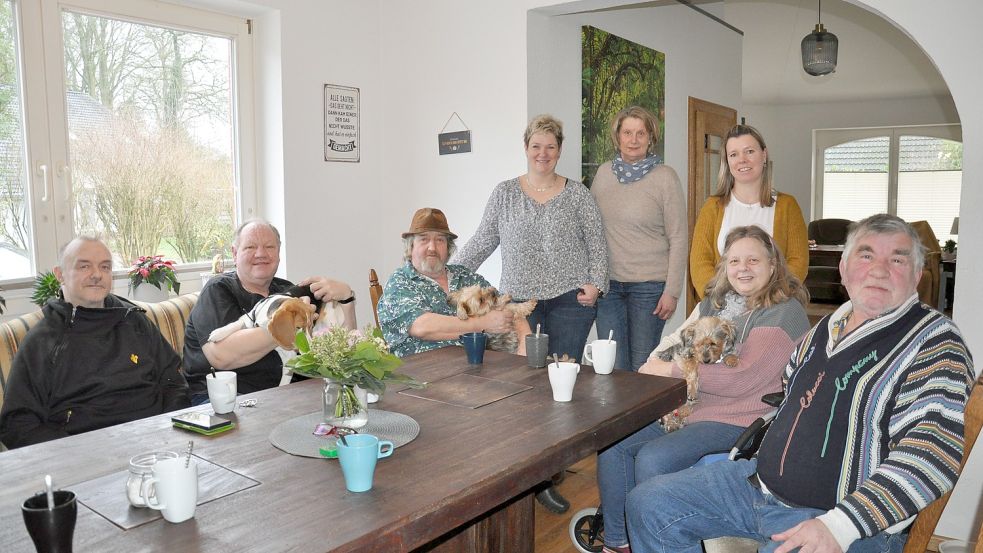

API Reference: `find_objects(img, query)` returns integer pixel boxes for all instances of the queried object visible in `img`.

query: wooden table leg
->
[418,491,535,553]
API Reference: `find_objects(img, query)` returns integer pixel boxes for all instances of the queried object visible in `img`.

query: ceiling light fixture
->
[801,0,839,76]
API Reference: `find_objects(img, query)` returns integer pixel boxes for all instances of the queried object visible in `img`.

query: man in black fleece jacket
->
[0,237,190,448]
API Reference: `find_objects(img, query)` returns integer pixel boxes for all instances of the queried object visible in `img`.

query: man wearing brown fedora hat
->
[377,207,526,358]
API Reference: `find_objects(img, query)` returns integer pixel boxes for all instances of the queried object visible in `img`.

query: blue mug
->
[337,434,393,492]
[460,332,488,364]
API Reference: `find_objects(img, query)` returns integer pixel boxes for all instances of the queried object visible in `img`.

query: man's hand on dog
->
[577,284,600,306]
[300,276,353,303]
[480,310,515,334]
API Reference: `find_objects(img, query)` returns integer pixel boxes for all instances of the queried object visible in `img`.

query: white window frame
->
[3,0,255,287]
[812,124,962,220]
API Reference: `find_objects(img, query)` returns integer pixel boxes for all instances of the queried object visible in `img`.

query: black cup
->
[22,490,77,553]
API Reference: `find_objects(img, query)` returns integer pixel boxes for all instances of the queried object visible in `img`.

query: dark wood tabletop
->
[0,347,686,553]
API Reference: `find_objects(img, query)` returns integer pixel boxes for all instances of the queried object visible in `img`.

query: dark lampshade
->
[801,23,838,76]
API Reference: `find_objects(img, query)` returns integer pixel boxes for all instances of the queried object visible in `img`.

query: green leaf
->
[294,330,310,354]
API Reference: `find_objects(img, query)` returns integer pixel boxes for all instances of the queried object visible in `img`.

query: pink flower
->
[139,268,149,278]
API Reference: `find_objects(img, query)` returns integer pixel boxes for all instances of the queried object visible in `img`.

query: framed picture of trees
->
[581,26,666,187]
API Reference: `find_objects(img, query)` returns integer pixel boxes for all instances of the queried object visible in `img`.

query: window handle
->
[38,163,50,202]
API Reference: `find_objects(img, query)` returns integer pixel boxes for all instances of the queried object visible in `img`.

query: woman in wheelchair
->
[592,226,810,553]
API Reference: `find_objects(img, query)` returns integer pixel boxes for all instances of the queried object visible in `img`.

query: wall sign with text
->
[438,130,472,155]
[324,84,360,162]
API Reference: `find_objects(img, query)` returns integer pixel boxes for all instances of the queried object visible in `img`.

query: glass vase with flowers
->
[286,326,423,428]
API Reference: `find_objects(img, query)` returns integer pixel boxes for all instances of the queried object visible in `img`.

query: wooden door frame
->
[686,97,737,312]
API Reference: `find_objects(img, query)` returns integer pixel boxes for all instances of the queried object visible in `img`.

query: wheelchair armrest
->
[728,409,778,461]
[761,392,785,408]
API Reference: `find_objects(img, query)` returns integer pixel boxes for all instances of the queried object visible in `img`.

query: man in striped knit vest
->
[626,214,975,553]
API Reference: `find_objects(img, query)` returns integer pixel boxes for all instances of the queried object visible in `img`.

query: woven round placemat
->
[269,409,420,458]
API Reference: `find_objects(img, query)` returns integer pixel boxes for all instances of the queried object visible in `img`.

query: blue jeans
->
[596,280,669,371]
[522,288,596,361]
[626,458,908,553]
[597,420,744,546]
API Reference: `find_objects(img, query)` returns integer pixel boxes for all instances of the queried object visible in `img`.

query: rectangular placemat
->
[398,373,532,409]
[74,454,260,530]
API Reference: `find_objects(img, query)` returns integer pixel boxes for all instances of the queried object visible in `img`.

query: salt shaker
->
[126,451,178,507]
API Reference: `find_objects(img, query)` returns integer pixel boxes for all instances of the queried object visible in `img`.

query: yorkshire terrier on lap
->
[657,316,739,432]
[446,285,537,353]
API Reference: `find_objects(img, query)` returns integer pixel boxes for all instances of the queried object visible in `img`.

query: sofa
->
[0,293,200,415]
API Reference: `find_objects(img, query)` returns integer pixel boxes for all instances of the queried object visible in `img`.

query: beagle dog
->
[207,285,346,385]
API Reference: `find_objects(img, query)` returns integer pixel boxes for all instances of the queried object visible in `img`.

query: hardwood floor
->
[535,455,599,552]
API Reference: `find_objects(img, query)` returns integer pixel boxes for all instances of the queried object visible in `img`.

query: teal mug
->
[337,434,393,492]
[460,332,487,364]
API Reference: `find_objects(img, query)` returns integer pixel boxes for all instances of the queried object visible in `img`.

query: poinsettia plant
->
[128,255,181,295]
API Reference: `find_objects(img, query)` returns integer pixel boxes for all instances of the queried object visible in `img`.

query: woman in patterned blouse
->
[453,114,608,361]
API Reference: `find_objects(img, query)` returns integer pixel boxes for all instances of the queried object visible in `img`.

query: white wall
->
[744,95,958,218]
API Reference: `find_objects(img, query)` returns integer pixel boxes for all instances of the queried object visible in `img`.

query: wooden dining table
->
[0,346,685,552]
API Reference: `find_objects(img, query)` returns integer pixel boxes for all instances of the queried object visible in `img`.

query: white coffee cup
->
[140,457,198,523]
[547,362,580,402]
[206,371,237,414]
[583,339,617,375]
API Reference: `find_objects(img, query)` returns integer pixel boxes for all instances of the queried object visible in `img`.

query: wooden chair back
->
[911,220,942,307]
[369,269,383,328]
[902,371,983,552]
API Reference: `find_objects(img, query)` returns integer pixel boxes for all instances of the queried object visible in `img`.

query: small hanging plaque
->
[438,130,472,155]
[437,112,472,155]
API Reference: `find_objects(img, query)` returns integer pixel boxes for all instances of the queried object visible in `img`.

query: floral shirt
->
[377,262,492,358]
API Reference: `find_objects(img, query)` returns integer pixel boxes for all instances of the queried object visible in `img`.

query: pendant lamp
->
[801,0,838,76]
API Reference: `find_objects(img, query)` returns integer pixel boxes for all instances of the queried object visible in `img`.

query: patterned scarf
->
[611,153,662,184]
[717,291,748,323]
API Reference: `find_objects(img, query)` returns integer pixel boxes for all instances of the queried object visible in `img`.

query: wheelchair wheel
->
[569,506,604,553]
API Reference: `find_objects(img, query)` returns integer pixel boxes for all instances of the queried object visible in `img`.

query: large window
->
[815,125,961,243]
[0,0,253,281]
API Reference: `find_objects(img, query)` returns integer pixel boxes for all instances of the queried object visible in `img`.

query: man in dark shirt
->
[183,220,356,402]
[0,237,190,448]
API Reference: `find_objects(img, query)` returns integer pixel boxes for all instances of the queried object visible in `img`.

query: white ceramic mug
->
[547,362,580,402]
[206,371,237,414]
[140,457,198,523]
[583,339,617,375]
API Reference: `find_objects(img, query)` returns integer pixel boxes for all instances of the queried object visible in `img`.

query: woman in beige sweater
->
[592,106,687,371]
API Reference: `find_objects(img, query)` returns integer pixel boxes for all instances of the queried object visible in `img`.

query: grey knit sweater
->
[452,177,608,300]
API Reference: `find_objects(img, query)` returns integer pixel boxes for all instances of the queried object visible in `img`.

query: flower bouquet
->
[286,326,423,427]
[128,255,181,295]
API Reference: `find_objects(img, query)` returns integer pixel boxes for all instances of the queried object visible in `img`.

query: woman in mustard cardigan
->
[689,124,808,299]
